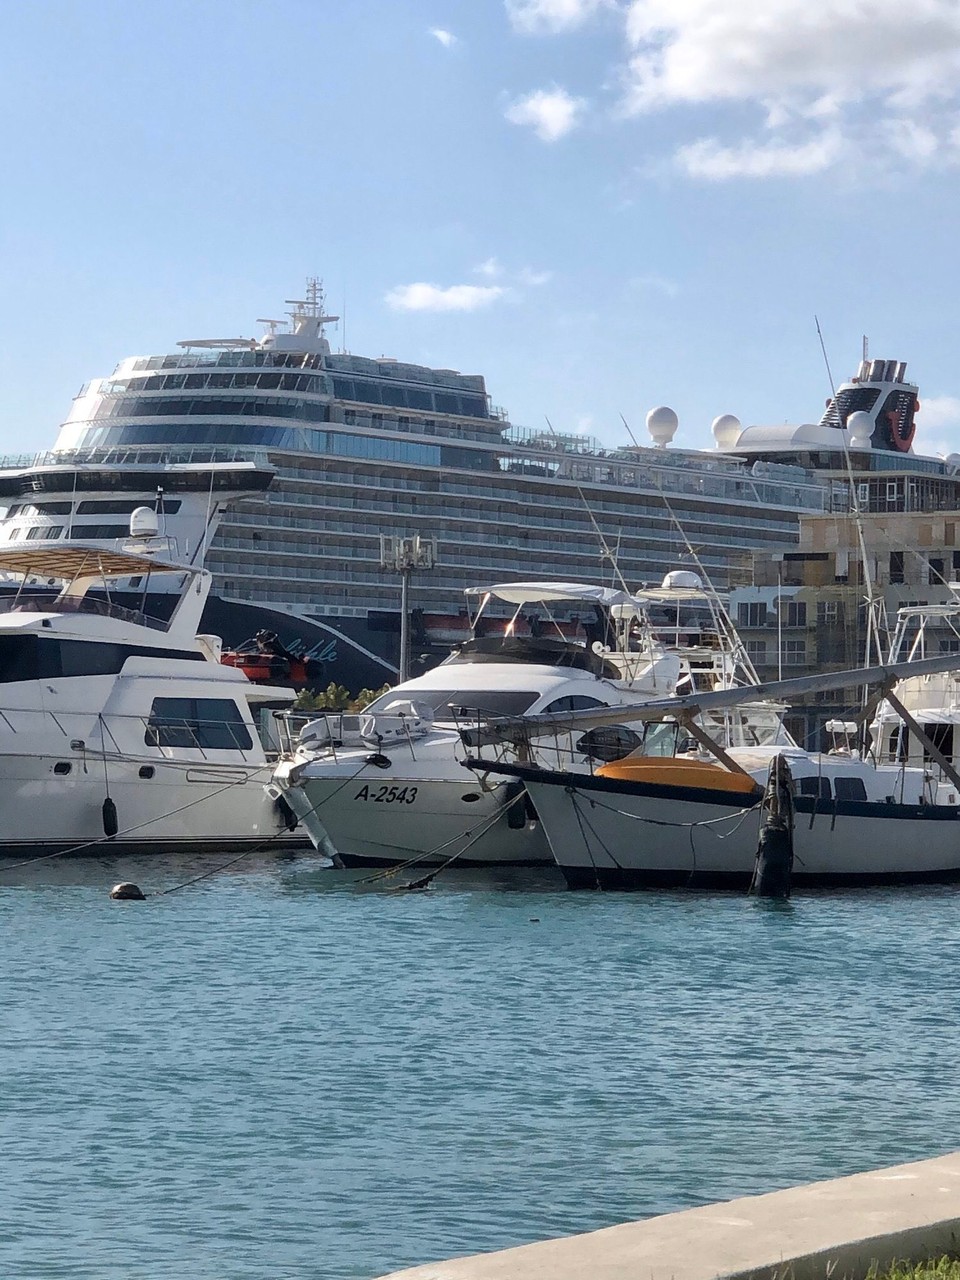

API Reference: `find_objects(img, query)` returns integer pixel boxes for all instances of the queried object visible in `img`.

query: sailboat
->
[464,653,960,889]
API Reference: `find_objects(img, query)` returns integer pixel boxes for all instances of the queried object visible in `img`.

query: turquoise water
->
[2,855,960,1279]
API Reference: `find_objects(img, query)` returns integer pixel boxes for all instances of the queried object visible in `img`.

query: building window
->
[737,602,767,628]
[817,601,840,624]
[889,551,904,584]
[857,482,870,504]
[939,639,960,654]
[929,557,945,586]
[746,640,767,663]
[785,600,807,627]
[886,481,900,504]
[782,638,806,665]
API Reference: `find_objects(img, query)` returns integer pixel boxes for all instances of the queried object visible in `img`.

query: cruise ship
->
[1,281,958,691]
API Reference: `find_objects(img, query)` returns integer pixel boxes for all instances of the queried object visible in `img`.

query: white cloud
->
[917,396,960,433]
[505,86,586,140]
[621,0,960,112]
[474,257,502,278]
[429,27,458,48]
[385,283,507,313]
[675,129,843,180]
[506,0,609,34]
[613,0,960,178]
[518,266,553,285]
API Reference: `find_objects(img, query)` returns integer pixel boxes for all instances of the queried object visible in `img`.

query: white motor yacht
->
[273,582,683,867]
[0,537,306,857]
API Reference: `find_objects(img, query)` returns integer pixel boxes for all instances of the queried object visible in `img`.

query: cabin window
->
[542,695,606,713]
[575,725,644,762]
[798,776,831,800]
[364,689,540,719]
[144,698,253,750]
[834,777,868,802]
[923,723,954,763]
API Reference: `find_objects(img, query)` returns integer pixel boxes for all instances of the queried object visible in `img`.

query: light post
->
[379,534,438,682]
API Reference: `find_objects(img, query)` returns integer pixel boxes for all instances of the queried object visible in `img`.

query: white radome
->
[847,411,874,446]
[712,414,741,450]
[646,406,678,446]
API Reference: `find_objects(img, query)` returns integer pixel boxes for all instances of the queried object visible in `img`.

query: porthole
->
[53,761,71,776]
[461,792,482,803]
[138,765,155,779]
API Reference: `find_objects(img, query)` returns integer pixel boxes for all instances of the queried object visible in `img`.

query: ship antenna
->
[544,415,632,597]
[816,314,887,669]
[622,411,759,684]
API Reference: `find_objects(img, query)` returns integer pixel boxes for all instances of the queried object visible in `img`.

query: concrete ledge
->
[375,1152,960,1280]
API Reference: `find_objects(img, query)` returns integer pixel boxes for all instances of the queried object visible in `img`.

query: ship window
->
[834,776,868,802]
[76,499,182,515]
[144,697,253,750]
[798,775,831,800]
[25,525,63,540]
[542,695,606,713]
[0,635,40,682]
[364,688,540,720]
[72,524,131,539]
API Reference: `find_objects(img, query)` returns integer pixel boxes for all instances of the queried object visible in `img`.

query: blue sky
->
[1,0,960,455]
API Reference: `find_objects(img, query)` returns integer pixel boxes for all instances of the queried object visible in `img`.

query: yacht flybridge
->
[2,282,958,692]
[0,540,304,856]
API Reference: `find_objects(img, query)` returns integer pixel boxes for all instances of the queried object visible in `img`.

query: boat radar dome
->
[129,506,160,539]
[947,453,960,473]
[848,410,874,446]
[712,414,741,449]
[661,570,703,590]
[646,406,678,447]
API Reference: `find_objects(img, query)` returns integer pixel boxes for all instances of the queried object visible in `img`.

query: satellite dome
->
[847,410,874,446]
[661,570,703,590]
[129,506,159,539]
[947,453,960,472]
[711,414,741,450]
[646,406,678,446]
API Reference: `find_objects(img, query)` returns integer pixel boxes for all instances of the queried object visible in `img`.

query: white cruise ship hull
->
[508,766,960,888]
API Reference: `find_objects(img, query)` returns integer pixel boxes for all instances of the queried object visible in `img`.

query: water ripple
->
[1,858,959,1277]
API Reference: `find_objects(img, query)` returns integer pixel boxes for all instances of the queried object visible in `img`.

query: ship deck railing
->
[0,446,271,471]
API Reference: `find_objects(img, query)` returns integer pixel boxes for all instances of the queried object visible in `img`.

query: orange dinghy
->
[597,755,761,796]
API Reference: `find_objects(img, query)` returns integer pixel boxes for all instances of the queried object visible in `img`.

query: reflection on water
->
[1,853,959,1280]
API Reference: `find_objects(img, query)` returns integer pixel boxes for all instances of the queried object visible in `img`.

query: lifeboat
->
[221,630,325,688]
[597,755,761,796]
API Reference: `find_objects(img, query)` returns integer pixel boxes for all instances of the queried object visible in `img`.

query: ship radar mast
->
[177,277,339,355]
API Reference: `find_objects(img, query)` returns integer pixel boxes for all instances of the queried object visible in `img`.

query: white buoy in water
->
[110,882,145,901]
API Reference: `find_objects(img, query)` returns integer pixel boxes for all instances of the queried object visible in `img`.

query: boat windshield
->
[366,688,540,721]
